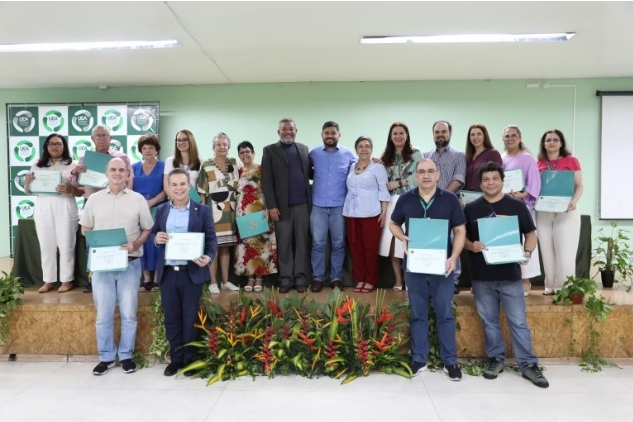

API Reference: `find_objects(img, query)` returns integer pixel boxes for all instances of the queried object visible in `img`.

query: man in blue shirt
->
[389,158,466,381]
[309,121,356,292]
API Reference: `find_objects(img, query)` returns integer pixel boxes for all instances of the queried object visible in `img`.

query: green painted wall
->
[2,77,632,258]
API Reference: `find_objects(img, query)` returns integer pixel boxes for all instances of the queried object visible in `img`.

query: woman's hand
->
[378,211,387,228]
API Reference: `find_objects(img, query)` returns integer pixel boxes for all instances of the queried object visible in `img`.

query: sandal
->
[393,284,404,292]
[244,278,255,292]
[360,283,375,293]
[150,283,160,292]
[254,278,263,292]
[353,282,365,293]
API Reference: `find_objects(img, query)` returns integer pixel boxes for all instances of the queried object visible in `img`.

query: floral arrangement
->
[182,288,412,384]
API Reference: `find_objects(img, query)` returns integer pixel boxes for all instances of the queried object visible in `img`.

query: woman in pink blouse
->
[536,129,583,294]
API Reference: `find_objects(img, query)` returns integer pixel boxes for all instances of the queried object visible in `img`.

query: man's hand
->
[269,208,281,222]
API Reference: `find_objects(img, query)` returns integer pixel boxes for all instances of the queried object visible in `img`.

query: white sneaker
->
[209,283,220,294]
[221,281,240,291]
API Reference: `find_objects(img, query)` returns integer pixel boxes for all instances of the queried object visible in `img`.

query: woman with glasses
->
[234,141,278,292]
[378,122,422,291]
[501,125,542,296]
[536,129,583,295]
[24,134,83,293]
[163,129,202,199]
[198,132,241,294]
[133,134,167,292]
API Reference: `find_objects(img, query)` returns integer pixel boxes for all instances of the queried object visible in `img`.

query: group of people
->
[23,118,582,385]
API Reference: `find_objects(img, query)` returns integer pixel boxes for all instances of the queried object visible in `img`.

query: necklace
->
[355,162,369,173]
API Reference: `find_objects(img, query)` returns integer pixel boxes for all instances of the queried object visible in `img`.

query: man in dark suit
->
[152,168,217,376]
[261,118,312,293]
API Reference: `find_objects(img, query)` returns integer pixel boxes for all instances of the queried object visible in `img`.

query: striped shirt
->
[423,146,466,191]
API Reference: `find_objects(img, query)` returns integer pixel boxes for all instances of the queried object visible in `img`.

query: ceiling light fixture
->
[361,33,575,44]
[0,39,181,53]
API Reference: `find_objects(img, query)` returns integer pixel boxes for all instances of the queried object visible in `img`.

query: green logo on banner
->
[130,108,155,132]
[13,110,36,133]
[130,141,142,161]
[14,170,29,193]
[110,139,124,152]
[16,199,35,219]
[43,109,65,132]
[72,109,94,132]
[73,139,93,160]
[14,140,36,163]
[76,198,85,211]
[102,109,123,131]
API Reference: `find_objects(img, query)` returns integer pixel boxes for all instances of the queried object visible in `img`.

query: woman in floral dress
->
[234,141,278,292]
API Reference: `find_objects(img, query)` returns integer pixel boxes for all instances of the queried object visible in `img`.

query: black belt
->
[165,265,186,271]
[128,256,139,262]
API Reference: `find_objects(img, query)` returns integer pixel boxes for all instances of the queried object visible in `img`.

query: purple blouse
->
[465,148,503,191]
[502,151,541,209]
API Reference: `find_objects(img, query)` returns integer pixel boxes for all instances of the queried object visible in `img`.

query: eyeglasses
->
[93,134,110,139]
[47,142,63,147]
[176,138,189,143]
[416,169,437,175]
[504,134,520,139]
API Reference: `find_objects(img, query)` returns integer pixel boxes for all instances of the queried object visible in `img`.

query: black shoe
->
[411,361,427,377]
[93,361,115,376]
[453,285,460,295]
[296,285,307,293]
[310,280,324,293]
[120,359,137,374]
[444,364,462,381]
[164,362,182,377]
[84,282,93,293]
[279,285,291,293]
[331,280,343,291]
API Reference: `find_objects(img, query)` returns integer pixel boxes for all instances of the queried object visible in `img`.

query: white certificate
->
[534,195,571,213]
[482,244,527,265]
[502,169,525,194]
[165,232,205,260]
[88,246,128,272]
[407,248,446,275]
[78,169,108,188]
[459,190,483,205]
[30,170,61,194]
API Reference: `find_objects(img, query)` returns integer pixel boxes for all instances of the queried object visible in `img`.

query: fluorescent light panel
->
[361,33,575,44]
[0,39,180,53]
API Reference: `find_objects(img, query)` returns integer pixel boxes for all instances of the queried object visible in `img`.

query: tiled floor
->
[1,360,632,422]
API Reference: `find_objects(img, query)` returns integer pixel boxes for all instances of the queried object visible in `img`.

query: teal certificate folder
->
[502,169,525,194]
[535,170,574,212]
[477,215,526,265]
[189,185,202,203]
[236,210,269,239]
[78,150,111,188]
[458,190,483,205]
[406,218,448,275]
[85,228,128,272]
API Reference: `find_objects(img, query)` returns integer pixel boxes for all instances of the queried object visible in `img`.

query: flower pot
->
[569,293,585,305]
[600,270,615,288]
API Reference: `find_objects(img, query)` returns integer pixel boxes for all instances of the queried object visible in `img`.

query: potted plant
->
[0,271,24,347]
[552,275,597,305]
[592,222,633,289]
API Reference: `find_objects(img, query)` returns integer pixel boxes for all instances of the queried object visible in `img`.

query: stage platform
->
[2,279,633,360]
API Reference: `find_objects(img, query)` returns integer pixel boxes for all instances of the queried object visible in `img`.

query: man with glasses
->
[463,161,548,388]
[71,125,134,292]
[423,121,466,294]
[389,158,466,381]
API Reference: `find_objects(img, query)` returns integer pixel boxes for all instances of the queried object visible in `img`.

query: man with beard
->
[261,118,312,293]
[424,120,466,294]
[308,121,355,292]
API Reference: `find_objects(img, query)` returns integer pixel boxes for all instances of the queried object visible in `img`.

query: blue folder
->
[82,150,112,173]
[477,215,520,247]
[539,170,574,196]
[189,185,202,203]
[236,210,269,239]
[408,218,448,249]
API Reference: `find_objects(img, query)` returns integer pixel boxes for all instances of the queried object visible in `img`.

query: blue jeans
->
[92,258,141,362]
[471,279,538,371]
[405,270,457,365]
[310,205,346,281]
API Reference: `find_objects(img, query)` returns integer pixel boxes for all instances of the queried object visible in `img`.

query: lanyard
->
[418,197,435,218]
[546,158,560,170]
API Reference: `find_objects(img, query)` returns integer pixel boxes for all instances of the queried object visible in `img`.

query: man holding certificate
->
[389,158,466,382]
[463,161,549,388]
[152,168,217,377]
[80,158,154,376]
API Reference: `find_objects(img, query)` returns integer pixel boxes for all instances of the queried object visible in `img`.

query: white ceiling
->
[1,1,632,89]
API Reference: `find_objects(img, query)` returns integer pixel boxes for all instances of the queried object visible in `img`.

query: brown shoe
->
[58,282,74,293]
[38,283,55,293]
[310,280,324,293]
[331,280,343,291]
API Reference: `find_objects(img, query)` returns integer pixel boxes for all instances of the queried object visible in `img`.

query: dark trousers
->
[275,203,310,287]
[160,267,203,364]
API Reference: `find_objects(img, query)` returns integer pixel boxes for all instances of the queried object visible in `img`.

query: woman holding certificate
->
[343,136,390,293]
[133,134,167,292]
[464,124,502,191]
[501,125,542,296]
[163,129,202,198]
[234,141,278,292]
[378,122,422,291]
[198,132,241,294]
[24,133,83,293]
[536,129,583,295]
